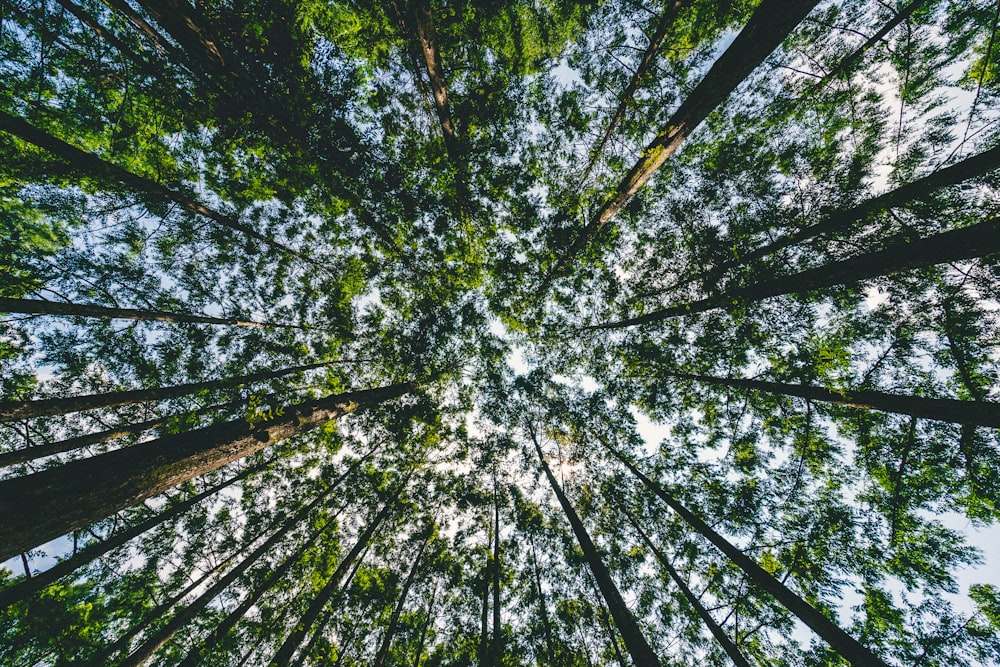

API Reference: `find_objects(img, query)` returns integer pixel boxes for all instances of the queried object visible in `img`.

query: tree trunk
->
[269,490,402,666]
[118,478,342,667]
[0,296,304,329]
[0,456,270,610]
[624,507,751,667]
[601,441,890,667]
[490,475,503,663]
[661,371,1000,428]
[411,0,461,165]
[373,530,431,667]
[594,215,1000,328]
[579,0,692,185]
[529,536,554,665]
[547,0,820,280]
[530,430,661,666]
[0,382,413,562]
[412,582,438,667]
[0,359,338,422]
[0,111,319,266]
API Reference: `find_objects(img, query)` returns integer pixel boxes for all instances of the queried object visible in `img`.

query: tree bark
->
[490,475,503,663]
[530,430,661,666]
[0,111,320,266]
[593,215,1000,328]
[579,0,693,185]
[0,457,271,610]
[0,296,305,328]
[412,582,438,667]
[602,441,891,667]
[529,536,554,665]
[547,0,821,280]
[269,490,402,666]
[624,508,751,667]
[0,359,337,422]
[660,371,1000,428]
[0,382,413,562]
[411,0,461,166]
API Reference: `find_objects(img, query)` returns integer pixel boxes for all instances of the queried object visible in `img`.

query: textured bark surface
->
[0,382,412,561]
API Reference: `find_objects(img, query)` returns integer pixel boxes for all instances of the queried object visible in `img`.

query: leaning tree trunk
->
[412,582,438,667]
[530,430,661,666]
[269,489,402,666]
[602,441,890,667]
[624,507,751,667]
[660,371,1000,428]
[0,297,304,329]
[0,359,339,422]
[0,382,413,562]
[118,477,342,667]
[0,456,272,609]
[547,0,821,280]
[373,530,432,667]
[593,215,1000,329]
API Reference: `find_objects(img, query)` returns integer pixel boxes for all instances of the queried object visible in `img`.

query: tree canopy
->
[2,0,1000,665]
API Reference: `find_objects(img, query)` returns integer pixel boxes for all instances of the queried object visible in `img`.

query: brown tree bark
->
[0,456,271,609]
[269,489,403,666]
[0,297,305,329]
[658,371,1000,427]
[0,359,338,422]
[624,508,752,667]
[530,430,661,666]
[602,441,891,667]
[411,0,461,166]
[592,215,1000,329]
[547,0,821,281]
[0,382,413,562]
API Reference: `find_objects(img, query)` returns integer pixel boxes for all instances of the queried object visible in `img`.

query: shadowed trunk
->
[602,440,891,667]
[373,530,432,667]
[0,382,413,561]
[593,215,1000,328]
[530,430,660,666]
[547,0,820,280]
[0,360,339,422]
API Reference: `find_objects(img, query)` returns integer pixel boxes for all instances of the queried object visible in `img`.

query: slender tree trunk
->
[490,475,503,663]
[0,359,337,422]
[529,430,661,666]
[0,296,305,329]
[411,0,461,165]
[54,0,141,62]
[0,111,320,266]
[412,582,438,667]
[479,516,490,667]
[118,478,342,667]
[593,215,1000,329]
[529,536,554,665]
[547,0,820,280]
[269,488,403,666]
[601,441,890,667]
[373,531,431,667]
[174,448,378,667]
[660,371,1000,428]
[579,0,692,185]
[624,508,751,667]
[0,382,413,562]
[0,457,270,609]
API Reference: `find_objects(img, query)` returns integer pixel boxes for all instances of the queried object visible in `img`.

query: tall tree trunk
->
[490,475,503,663]
[529,430,661,666]
[624,507,751,667]
[118,479,342,667]
[695,145,1000,287]
[0,111,320,267]
[0,296,305,329]
[269,489,402,666]
[479,515,490,667]
[593,215,1000,329]
[529,536,554,665]
[547,0,820,280]
[373,530,432,667]
[0,456,271,609]
[601,441,890,667]
[411,0,461,166]
[579,0,693,185]
[659,371,1000,428]
[0,382,413,562]
[174,448,379,667]
[0,359,339,422]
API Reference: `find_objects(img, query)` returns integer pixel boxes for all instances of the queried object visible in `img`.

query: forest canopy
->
[1,0,1000,665]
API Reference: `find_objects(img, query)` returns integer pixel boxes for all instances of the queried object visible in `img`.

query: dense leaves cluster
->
[1,0,999,665]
